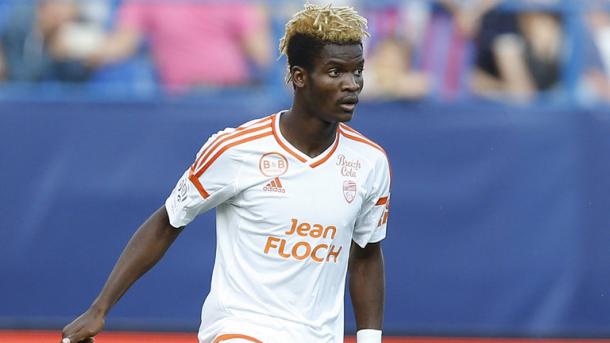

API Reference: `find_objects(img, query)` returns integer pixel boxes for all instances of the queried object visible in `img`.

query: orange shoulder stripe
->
[339,126,392,185]
[213,333,263,343]
[193,122,272,173]
[339,124,384,151]
[192,116,272,172]
[194,130,273,178]
[338,127,385,154]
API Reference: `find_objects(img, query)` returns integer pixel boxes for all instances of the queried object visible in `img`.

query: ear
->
[290,66,307,88]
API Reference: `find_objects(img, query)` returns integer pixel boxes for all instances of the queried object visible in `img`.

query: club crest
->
[343,180,357,203]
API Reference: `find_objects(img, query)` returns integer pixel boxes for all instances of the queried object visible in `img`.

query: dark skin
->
[282,43,364,157]
[286,43,384,331]
[61,43,384,342]
[61,207,181,343]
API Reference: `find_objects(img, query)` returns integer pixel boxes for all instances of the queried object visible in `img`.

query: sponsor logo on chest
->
[260,152,289,193]
[259,152,288,177]
[336,154,361,177]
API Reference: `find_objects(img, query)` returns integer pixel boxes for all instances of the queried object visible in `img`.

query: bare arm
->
[86,26,141,67]
[349,241,385,333]
[61,206,183,343]
[494,34,536,101]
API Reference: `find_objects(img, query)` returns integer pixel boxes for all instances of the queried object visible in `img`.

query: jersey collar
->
[271,111,340,169]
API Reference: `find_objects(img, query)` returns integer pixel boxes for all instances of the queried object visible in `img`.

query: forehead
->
[315,43,364,66]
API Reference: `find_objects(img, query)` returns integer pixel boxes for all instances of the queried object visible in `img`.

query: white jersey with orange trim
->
[165,111,391,343]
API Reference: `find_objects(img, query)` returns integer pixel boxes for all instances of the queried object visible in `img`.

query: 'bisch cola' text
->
[264,218,342,263]
[336,154,361,177]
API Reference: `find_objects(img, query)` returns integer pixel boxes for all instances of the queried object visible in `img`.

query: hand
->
[60,308,105,343]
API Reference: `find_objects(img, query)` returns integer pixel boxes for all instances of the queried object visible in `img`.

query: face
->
[295,43,364,123]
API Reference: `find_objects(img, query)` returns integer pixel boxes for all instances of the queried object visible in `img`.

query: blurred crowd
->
[0,0,609,105]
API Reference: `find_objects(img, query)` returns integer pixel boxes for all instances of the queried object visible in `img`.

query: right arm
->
[61,206,183,343]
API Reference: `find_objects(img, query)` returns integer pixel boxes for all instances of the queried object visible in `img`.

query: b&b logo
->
[259,152,288,177]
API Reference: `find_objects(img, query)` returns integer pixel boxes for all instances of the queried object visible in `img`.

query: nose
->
[342,74,361,92]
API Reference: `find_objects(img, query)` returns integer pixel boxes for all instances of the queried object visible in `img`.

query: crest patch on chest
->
[343,180,357,203]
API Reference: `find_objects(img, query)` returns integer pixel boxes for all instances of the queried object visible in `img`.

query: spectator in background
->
[87,0,273,94]
[580,8,610,103]
[362,36,430,100]
[471,2,564,102]
[360,1,432,100]
[0,0,104,83]
[427,0,498,100]
[361,0,496,101]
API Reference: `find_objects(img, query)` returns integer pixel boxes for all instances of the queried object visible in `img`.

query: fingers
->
[61,309,104,343]
[62,328,96,343]
[61,336,95,343]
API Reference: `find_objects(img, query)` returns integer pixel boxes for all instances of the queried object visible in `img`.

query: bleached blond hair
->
[279,3,369,56]
[279,3,369,82]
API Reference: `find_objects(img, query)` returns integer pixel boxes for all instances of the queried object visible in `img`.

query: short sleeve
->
[165,130,242,228]
[352,155,391,248]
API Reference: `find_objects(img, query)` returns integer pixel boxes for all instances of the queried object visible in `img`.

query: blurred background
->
[1,0,610,341]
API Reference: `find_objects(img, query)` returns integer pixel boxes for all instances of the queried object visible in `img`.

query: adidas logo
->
[263,177,286,193]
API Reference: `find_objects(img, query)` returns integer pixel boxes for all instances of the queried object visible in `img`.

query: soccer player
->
[61,4,390,343]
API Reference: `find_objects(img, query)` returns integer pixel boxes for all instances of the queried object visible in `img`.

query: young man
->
[61,4,390,343]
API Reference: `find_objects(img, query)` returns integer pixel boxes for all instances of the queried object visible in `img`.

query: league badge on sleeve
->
[176,177,189,202]
[343,180,357,203]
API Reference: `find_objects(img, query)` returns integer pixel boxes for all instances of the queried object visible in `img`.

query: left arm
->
[349,241,385,334]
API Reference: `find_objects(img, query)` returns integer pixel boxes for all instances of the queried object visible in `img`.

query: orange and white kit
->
[165,112,391,343]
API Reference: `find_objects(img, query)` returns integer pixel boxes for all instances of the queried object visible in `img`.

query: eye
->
[328,69,340,78]
[354,68,364,77]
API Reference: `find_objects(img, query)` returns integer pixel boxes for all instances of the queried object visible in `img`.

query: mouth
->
[338,96,359,112]
[339,103,356,112]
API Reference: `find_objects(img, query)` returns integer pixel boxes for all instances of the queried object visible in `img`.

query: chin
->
[337,110,355,122]
[320,109,355,124]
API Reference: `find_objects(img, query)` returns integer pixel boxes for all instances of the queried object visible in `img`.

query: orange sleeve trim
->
[195,131,274,178]
[376,196,389,206]
[193,122,272,172]
[213,333,263,343]
[188,170,209,199]
[340,123,385,151]
[309,131,340,168]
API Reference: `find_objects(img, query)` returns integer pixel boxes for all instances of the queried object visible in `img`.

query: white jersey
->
[165,111,391,343]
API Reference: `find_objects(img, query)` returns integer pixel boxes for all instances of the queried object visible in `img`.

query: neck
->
[280,103,338,158]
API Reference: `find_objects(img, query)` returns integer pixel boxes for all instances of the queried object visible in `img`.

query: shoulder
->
[192,115,274,170]
[338,123,389,165]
